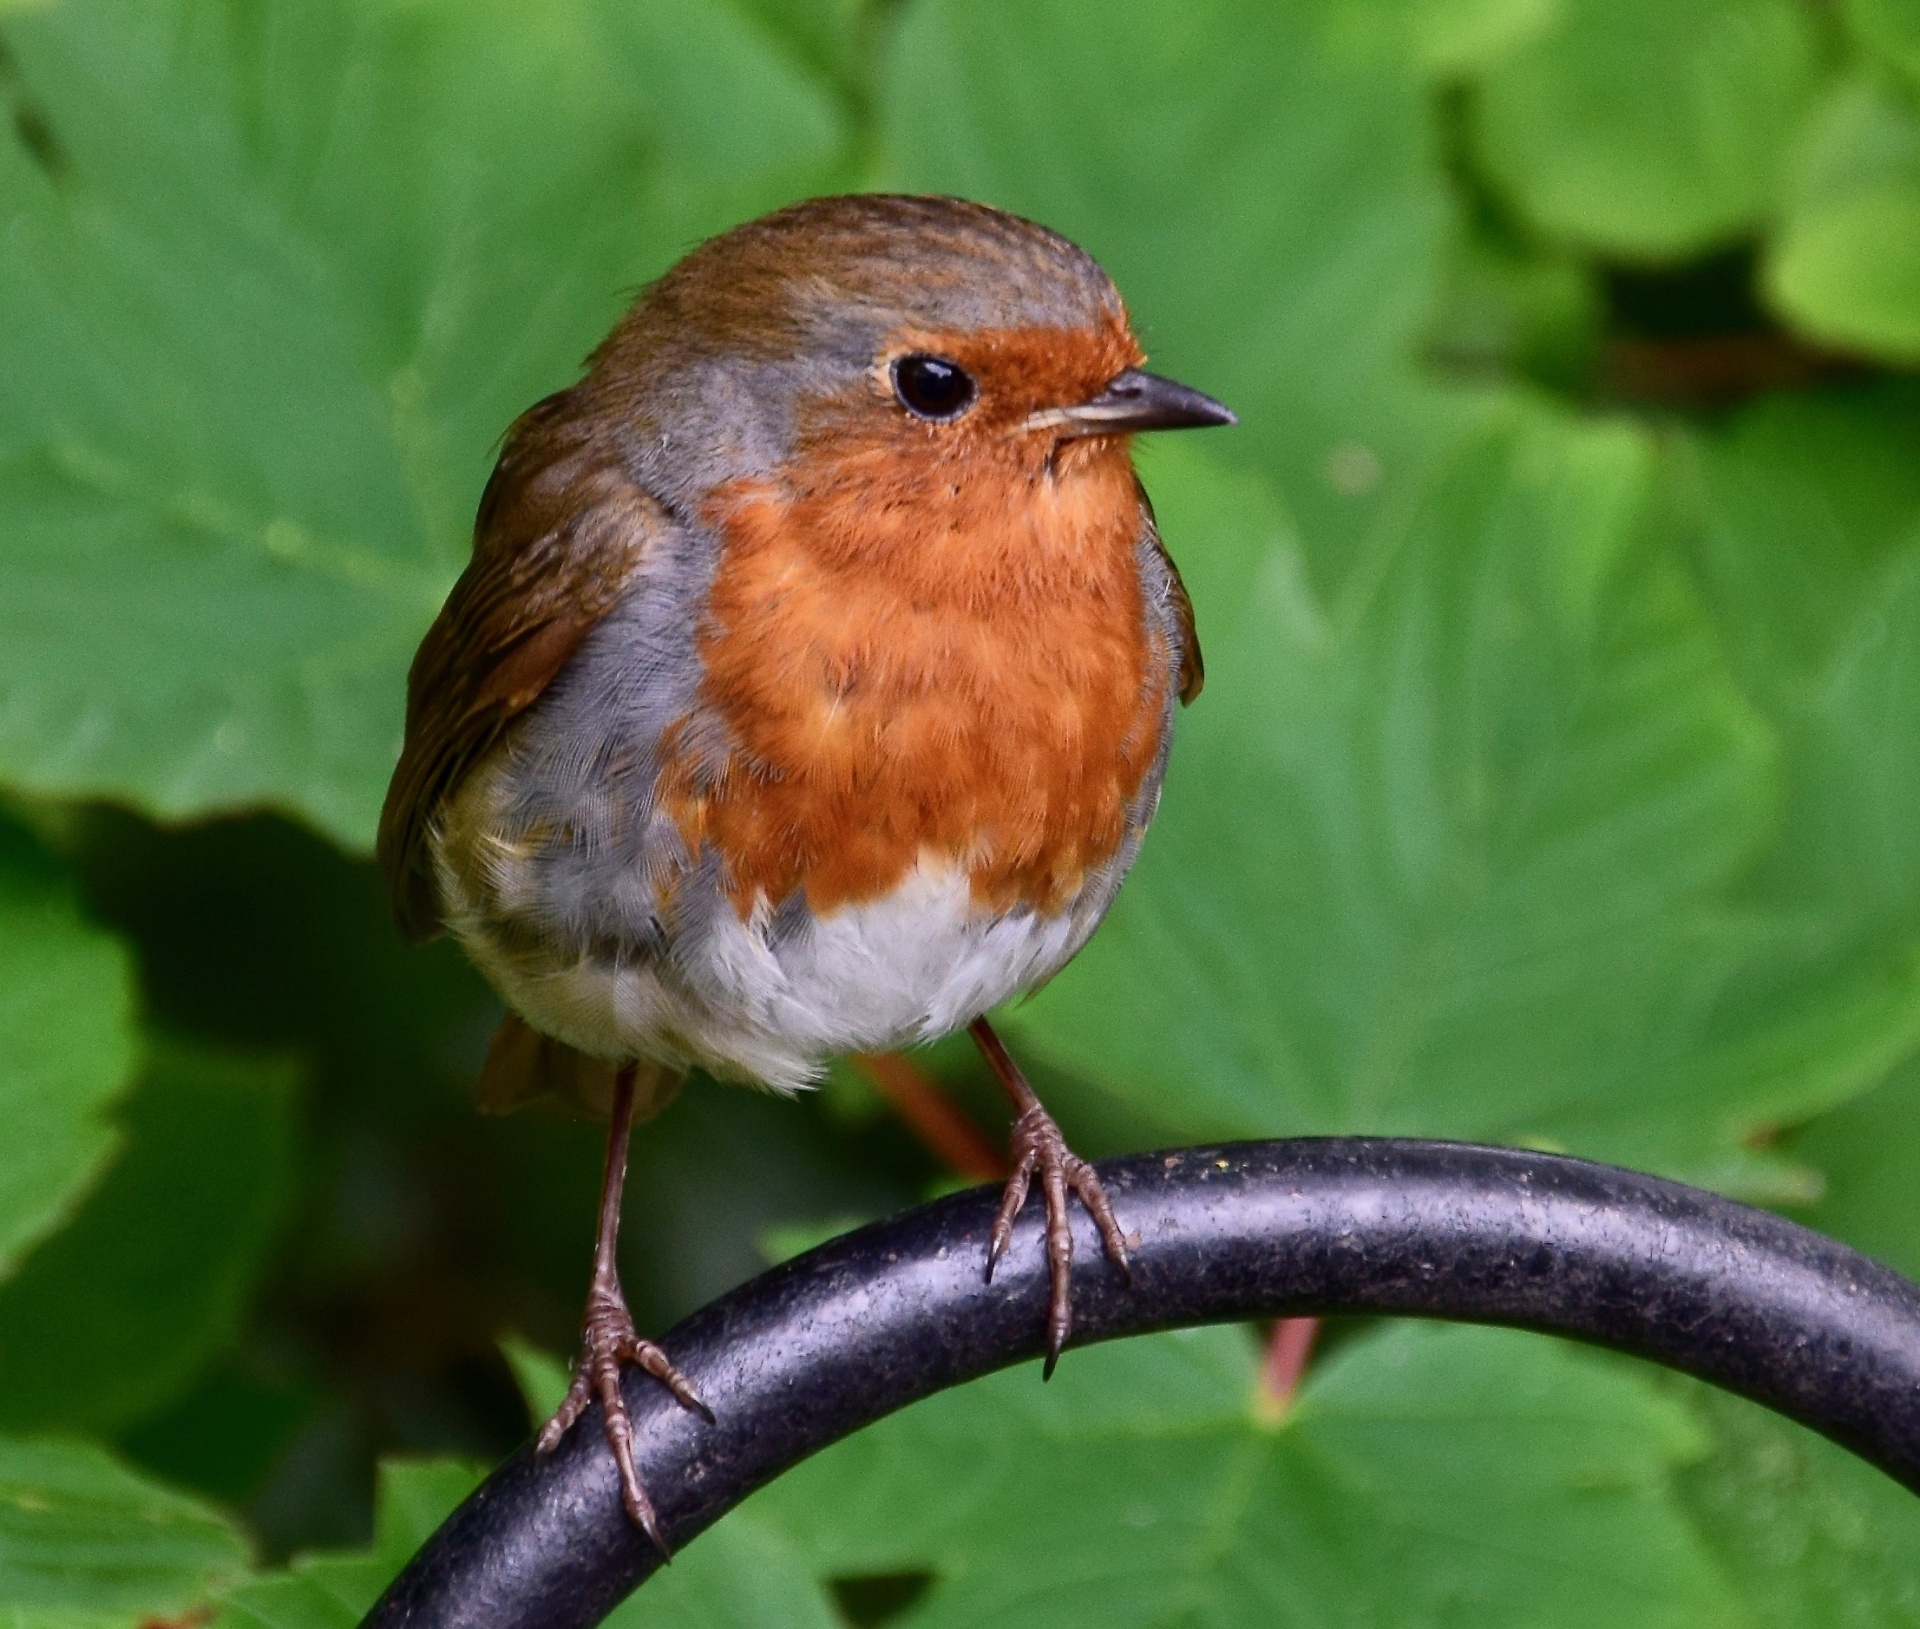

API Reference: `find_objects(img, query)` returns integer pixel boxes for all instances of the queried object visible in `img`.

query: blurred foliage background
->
[4,0,1920,1621]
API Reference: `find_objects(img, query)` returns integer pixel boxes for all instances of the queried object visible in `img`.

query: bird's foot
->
[536,1282,713,1554]
[986,1102,1131,1377]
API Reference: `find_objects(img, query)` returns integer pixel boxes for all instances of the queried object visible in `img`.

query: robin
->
[377,193,1234,1548]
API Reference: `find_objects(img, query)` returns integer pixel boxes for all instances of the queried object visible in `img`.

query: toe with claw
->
[537,1282,712,1554]
[970,1017,1132,1378]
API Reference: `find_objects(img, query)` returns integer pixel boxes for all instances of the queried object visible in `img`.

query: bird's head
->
[583,195,1234,548]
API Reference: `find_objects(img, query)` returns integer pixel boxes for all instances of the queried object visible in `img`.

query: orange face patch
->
[657,324,1169,919]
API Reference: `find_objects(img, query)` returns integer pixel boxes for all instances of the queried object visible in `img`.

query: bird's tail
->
[475,1012,682,1123]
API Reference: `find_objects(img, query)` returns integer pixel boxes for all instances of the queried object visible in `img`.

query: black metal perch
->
[362,1138,1920,1629]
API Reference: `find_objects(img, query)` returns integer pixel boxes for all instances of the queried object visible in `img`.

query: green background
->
[5,0,1920,1621]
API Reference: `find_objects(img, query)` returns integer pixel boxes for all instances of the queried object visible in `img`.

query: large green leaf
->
[616,1518,840,1629]
[875,0,1485,592]
[1672,1379,1920,1625]
[1766,76,1920,365]
[0,0,847,848]
[215,1460,483,1629]
[1844,0,1920,83]
[216,1456,837,1629]
[1791,1055,1920,1281]
[1014,416,1817,1192]
[0,819,138,1280]
[1368,0,1559,77]
[1712,390,1920,1265]
[0,1038,296,1434]
[730,0,875,126]
[0,1435,250,1629]
[747,1322,1731,1627]
[1472,0,1820,259]
[1660,386,1920,1170]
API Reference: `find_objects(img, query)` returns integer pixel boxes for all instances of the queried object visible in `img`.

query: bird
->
[376,193,1234,1550]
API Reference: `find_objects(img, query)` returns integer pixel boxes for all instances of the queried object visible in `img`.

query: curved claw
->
[1041,1155,1074,1378]
[986,1146,1038,1282]
[628,1341,716,1425]
[535,1370,591,1456]
[1068,1160,1133,1283]
[593,1359,668,1556]
[533,1304,710,1558]
[986,1101,1132,1378]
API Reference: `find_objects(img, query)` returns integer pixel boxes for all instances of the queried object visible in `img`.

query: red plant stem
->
[1261,1316,1321,1414]
[851,1052,1009,1182]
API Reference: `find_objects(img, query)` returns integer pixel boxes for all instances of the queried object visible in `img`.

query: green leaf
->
[756,1215,872,1266]
[608,1518,841,1629]
[1368,0,1560,77]
[498,1336,571,1425]
[0,1038,297,1434]
[1672,1378,1920,1625]
[1844,0,1920,83]
[217,1456,837,1629]
[1473,0,1821,258]
[1015,415,1805,1192]
[215,1557,383,1629]
[0,0,848,848]
[1661,386,1920,1172]
[369,1461,490,1574]
[1665,386,1920,717]
[1766,76,1920,365]
[0,819,138,1281]
[1791,1055,1920,1281]
[1427,233,1603,392]
[0,1435,250,1629]
[730,0,877,123]
[875,0,1484,592]
[216,1460,484,1629]
[748,1322,1732,1627]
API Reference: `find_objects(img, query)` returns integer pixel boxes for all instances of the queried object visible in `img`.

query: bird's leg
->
[536,1063,712,1554]
[969,1016,1131,1377]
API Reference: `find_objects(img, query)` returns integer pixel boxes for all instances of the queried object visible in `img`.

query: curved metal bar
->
[362,1139,1920,1629]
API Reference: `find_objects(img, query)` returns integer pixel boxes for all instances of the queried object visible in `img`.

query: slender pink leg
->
[535,1065,712,1554]
[970,1017,1131,1377]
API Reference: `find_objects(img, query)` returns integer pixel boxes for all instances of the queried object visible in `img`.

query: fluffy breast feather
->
[428,437,1187,1087]
[659,434,1171,922]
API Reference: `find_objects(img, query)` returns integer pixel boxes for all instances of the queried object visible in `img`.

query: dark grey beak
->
[1026,368,1237,437]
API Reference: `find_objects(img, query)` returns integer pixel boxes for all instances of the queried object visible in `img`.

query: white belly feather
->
[441,850,1088,1095]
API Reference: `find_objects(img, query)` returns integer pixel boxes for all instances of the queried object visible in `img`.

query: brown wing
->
[377,390,667,941]
[1165,549,1203,705]
[1135,476,1202,705]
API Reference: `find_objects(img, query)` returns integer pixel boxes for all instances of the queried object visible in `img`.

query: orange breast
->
[660,436,1167,918]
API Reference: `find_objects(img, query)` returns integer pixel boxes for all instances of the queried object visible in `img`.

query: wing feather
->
[377,391,667,941]
[1134,476,1202,705]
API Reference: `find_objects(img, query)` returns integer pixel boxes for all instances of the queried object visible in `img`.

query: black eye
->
[891,354,976,421]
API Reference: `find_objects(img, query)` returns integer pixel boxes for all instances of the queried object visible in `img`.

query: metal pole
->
[363,1139,1920,1629]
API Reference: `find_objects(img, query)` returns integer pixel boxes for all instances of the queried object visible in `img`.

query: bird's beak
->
[1023,368,1237,438]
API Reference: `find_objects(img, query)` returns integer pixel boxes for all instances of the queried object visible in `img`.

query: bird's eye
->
[891,354,976,421]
